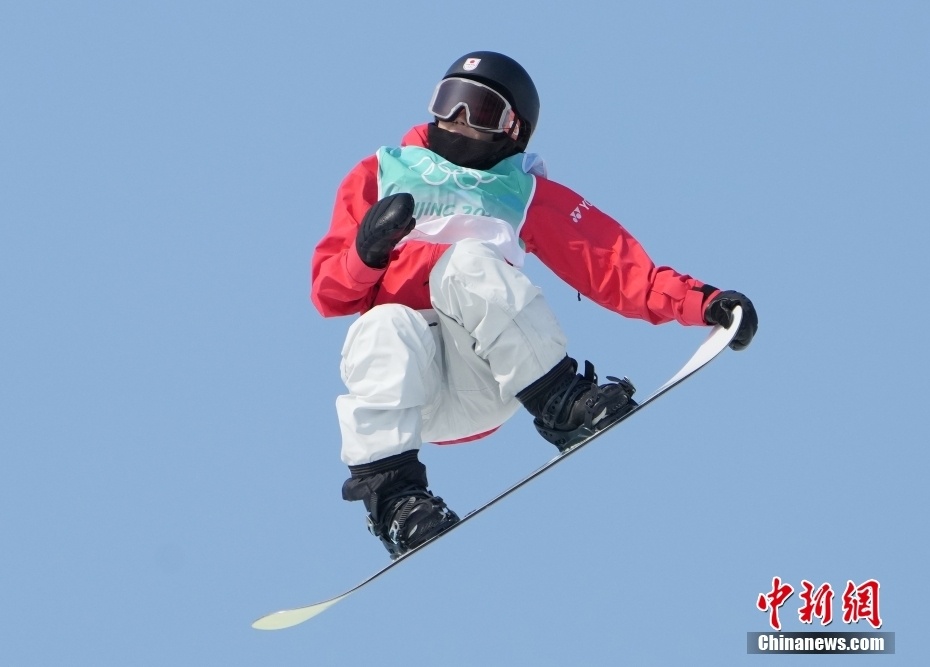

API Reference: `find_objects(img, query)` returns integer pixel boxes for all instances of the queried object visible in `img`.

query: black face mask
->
[427,123,522,171]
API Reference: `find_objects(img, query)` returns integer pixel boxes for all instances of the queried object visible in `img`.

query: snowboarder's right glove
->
[355,193,416,269]
[703,290,758,351]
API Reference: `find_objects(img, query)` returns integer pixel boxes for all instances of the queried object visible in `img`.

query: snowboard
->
[252,307,743,630]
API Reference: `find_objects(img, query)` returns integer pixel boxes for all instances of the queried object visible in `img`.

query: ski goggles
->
[428,77,517,134]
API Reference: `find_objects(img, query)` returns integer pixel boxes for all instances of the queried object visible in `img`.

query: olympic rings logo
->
[409,156,498,190]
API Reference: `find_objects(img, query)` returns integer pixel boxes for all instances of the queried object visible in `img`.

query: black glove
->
[355,193,416,269]
[703,289,758,351]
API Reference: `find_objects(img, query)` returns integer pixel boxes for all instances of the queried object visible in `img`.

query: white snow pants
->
[337,239,568,466]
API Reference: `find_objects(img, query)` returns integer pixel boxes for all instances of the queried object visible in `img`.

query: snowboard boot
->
[342,451,460,560]
[366,486,460,559]
[517,356,637,452]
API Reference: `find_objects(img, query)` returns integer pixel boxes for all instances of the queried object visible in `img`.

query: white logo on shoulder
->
[570,199,593,223]
[463,58,481,71]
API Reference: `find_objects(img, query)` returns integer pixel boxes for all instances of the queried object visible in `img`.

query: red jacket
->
[312,124,716,326]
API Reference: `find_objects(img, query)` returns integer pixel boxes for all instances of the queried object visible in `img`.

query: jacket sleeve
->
[310,156,385,317]
[520,177,717,327]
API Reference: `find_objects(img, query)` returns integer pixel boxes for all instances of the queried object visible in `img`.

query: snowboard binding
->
[367,486,460,560]
[531,360,637,452]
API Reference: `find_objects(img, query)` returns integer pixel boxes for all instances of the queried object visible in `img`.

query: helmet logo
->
[463,57,481,71]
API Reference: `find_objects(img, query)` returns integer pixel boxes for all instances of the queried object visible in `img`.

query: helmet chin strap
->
[427,122,523,171]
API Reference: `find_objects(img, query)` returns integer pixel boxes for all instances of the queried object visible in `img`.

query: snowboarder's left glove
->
[704,290,758,351]
[356,193,416,269]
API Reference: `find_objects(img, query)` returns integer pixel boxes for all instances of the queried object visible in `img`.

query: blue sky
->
[2,2,928,665]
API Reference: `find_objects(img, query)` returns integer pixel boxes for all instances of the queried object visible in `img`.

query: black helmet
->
[442,51,540,140]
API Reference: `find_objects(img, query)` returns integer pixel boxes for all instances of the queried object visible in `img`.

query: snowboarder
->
[311,51,758,559]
